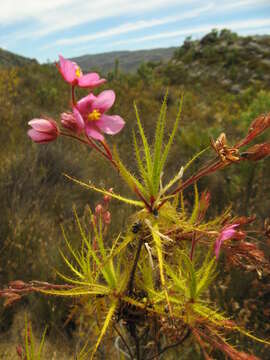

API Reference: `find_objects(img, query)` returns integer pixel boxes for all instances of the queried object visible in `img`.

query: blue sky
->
[0,0,270,63]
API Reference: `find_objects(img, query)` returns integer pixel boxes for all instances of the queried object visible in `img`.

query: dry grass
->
[0,310,74,360]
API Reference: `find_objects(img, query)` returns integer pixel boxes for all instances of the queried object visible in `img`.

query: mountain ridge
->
[70,47,177,74]
[0,48,37,67]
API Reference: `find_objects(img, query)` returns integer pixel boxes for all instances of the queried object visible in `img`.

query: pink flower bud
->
[16,345,23,358]
[9,280,26,289]
[61,112,83,134]
[28,119,59,143]
[95,204,103,215]
[103,211,111,224]
[104,188,113,203]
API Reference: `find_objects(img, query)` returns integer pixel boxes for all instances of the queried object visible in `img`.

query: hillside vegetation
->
[71,47,176,73]
[0,48,36,67]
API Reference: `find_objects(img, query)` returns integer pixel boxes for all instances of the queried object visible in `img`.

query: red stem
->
[71,85,76,106]
[158,159,224,210]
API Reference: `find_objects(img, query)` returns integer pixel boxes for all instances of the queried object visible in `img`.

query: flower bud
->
[95,204,103,215]
[16,345,23,358]
[9,280,26,290]
[104,188,113,203]
[28,118,59,143]
[103,211,111,224]
[241,143,270,161]
[235,113,270,148]
[61,112,82,134]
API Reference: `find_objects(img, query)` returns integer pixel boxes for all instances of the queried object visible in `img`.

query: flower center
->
[75,66,82,78]
[88,109,101,121]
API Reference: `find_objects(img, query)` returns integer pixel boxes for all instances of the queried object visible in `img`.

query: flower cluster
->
[28,56,125,143]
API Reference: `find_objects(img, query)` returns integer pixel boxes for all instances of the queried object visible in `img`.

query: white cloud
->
[0,0,75,24]
[1,0,187,38]
[109,18,270,46]
[47,3,214,47]
[36,0,269,49]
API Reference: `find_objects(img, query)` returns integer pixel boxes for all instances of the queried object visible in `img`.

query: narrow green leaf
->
[61,225,84,270]
[134,102,153,176]
[59,248,85,280]
[146,221,165,286]
[65,174,144,207]
[184,146,209,172]
[152,92,168,194]
[37,326,47,359]
[158,95,183,177]
[189,183,199,224]
[182,254,197,300]
[113,147,149,199]
[55,269,93,286]
[133,130,152,192]
[90,301,118,360]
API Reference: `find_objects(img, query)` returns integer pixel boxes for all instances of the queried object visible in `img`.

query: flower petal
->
[92,90,115,113]
[85,124,104,141]
[76,93,96,116]
[78,73,106,88]
[97,114,125,135]
[73,107,85,131]
[220,224,239,242]
[28,119,57,133]
[28,129,56,143]
[58,55,77,84]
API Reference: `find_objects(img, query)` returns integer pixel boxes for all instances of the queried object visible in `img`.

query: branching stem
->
[128,238,144,296]
[146,327,191,360]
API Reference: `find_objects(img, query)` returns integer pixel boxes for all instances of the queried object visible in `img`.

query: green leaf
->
[189,183,199,224]
[152,92,168,195]
[182,254,197,300]
[158,95,183,178]
[113,147,149,200]
[37,326,47,359]
[183,146,209,173]
[133,130,152,192]
[146,221,165,286]
[65,174,144,207]
[90,301,118,360]
[134,102,153,176]
[196,253,217,298]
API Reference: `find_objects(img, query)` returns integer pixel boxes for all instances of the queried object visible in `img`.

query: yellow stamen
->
[75,66,82,78]
[88,109,101,121]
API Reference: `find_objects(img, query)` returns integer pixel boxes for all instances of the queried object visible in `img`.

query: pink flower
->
[28,119,59,143]
[57,55,106,88]
[73,90,125,141]
[215,224,239,259]
[61,112,83,134]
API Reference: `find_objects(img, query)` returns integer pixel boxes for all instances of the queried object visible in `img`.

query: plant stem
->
[113,324,134,359]
[158,159,225,210]
[128,238,144,296]
[71,85,76,105]
[146,327,191,360]
[190,233,197,261]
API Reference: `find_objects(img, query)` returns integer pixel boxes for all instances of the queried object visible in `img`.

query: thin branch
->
[113,324,134,359]
[127,238,144,296]
[146,328,191,360]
